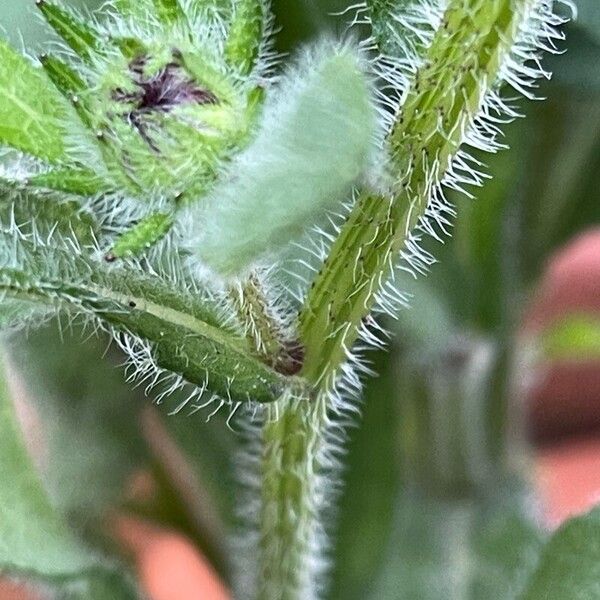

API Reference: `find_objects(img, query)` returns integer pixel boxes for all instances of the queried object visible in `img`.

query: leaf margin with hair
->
[0,227,295,404]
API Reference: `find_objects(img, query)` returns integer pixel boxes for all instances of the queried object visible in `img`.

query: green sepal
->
[110,211,175,258]
[0,40,71,163]
[111,36,147,60]
[39,53,85,96]
[153,0,189,25]
[39,54,94,128]
[36,0,101,62]
[28,168,105,196]
[225,0,264,74]
[113,0,189,27]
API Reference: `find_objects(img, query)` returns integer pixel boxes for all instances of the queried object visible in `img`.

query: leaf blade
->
[0,40,69,162]
[521,506,600,600]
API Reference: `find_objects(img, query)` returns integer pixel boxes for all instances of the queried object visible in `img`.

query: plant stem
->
[231,276,325,599]
[258,398,324,600]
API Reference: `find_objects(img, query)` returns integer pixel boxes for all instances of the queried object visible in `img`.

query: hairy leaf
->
[0,227,292,403]
[0,40,70,162]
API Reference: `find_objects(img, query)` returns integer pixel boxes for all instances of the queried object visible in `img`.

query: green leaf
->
[10,324,147,520]
[0,352,138,598]
[0,40,70,162]
[37,1,101,62]
[547,25,600,93]
[193,42,375,276]
[521,506,600,600]
[0,224,292,404]
[370,495,544,600]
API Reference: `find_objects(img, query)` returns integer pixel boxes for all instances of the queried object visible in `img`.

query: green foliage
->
[10,326,147,519]
[521,507,600,600]
[0,1,595,599]
[0,40,71,162]
[371,496,544,600]
[330,351,400,600]
[575,0,600,44]
[0,354,137,598]
[540,314,600,361]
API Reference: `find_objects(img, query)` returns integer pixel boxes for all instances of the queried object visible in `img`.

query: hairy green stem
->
[257,399,322,600]
[229,276,321,599]
[255,1,542,598]
[300,0,526,388]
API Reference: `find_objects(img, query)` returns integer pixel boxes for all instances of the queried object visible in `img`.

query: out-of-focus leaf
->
[10,324,147,521]
[521,506,600,600]
[13,323,236,584]
[329,350,400,600]
[539,314,600,361]
[370,495,544,600]
[469,505,545,600]
[158,406,237,578]
[391,277,456,353]
[0,351,138,598]
[520,95,600,280]
[271,0,353,51]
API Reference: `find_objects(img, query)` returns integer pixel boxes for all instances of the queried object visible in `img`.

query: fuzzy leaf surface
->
[193,43,375,276]
[0,222,290,403]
